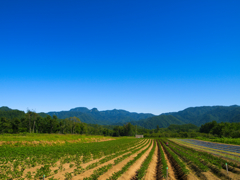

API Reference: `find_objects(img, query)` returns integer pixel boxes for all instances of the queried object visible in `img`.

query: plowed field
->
[1,138,240,179]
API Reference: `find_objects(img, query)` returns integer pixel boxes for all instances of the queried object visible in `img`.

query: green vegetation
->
[0,133,115,142]
[167,105,240,126]
[169,140,238,169]
[0,107,148,136]
[199,121,240,138]
[135,140,156,179]
[160,139,189,175]
[107,140,153,180]
[196,137,240,146]
[130,115,185,129]
[0,138,140,179]
[164,140,209,171]
[157,140,167,177]
[47,107,154,125]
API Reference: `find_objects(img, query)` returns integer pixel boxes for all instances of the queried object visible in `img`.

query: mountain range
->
[1,105,240,129]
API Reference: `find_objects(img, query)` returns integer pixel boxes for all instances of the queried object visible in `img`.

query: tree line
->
[199,121,240,138]
[0,110,148,136]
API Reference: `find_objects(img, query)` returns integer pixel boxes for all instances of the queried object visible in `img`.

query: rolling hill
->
[46,107,155,125]
[1,105,240,129]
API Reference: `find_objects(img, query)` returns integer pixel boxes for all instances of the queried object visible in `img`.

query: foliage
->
[136,140,156,179]
[157,140,167,177]
[0,138,140,179]
[160,139,189,175]
[199,121,240,138]
[47,107,154,125]
[107,140,153,180]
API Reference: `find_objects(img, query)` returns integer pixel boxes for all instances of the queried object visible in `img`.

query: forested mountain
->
[1,105,240,130]
[165,105,240,126]
[0,106,25,119]
[115,115,185,129]
[46,107,154,125]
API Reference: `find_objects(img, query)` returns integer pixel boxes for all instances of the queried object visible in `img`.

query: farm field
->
[195,137,240,146]
[0,133,116,146]
[1,136,240,179]
[172,138,240,162]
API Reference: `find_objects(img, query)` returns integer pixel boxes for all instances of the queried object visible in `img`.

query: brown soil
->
[202,171,221,180]
[161,143,177,180]
[187,172,200,180]
[46,139,147,180]
[97,140,151,180]
[220,168,240,180]
[118,140,153,180]
[19,139,145,180]
[144,143,158,180]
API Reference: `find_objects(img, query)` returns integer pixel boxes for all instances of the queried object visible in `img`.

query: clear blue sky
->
[1,0,240,115]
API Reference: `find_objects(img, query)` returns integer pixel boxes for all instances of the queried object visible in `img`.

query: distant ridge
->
[47,107,155,125]
[1,105,240,129]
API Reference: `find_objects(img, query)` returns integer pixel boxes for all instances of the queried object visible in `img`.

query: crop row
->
[169,139,240,172]
[156,140,167,179]
[0,138,142,179]
[134,140,156,179]
[106,140,153,180]
[79,139,152,180]
[59,139,149,179]
[178,139,240,154]
[160,139,189,179]
[164,139,240,180]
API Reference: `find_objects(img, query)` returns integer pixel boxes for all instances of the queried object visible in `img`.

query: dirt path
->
[47,139,147,180]
[202,172,221,180]
[97,140,152,180]
[161,143,177,180]
[118,140,153,180]
[144,141,158,180]
[219,167,240,180]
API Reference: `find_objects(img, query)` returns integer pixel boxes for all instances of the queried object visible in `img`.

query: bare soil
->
[47,139,147,180]
[202,171,221,180]
[161,143,177,180]
[97,140,151,180]
[144,143,158,180]
[118,140,153,180]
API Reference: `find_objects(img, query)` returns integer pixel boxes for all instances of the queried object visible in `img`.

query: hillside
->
[0,106,25,119]
[1,105,240,129]
[46,107,155,125]
[115,114,185,129]
[165,105,240,126]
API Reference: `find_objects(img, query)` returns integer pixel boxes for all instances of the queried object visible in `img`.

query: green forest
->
[1,106,240,139]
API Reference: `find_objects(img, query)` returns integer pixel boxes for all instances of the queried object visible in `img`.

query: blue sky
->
[1,0,240,115]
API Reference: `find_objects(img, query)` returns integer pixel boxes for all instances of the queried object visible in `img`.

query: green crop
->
[107,140,153,180]
[135,140,156,179]
[160,139,189,175]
